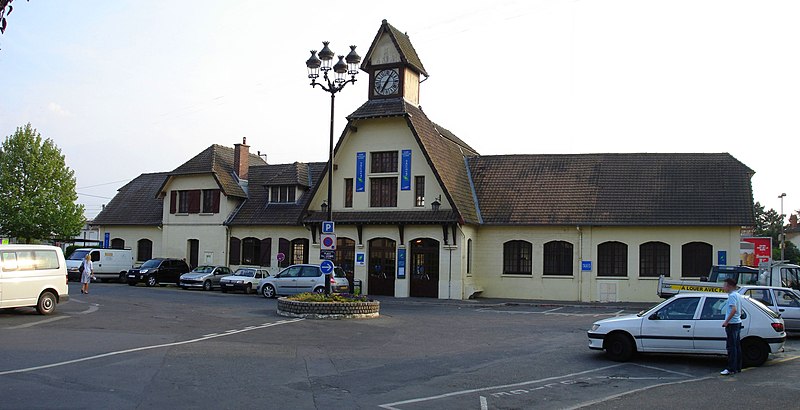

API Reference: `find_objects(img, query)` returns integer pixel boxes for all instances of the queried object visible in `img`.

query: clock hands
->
[380,75,391,93]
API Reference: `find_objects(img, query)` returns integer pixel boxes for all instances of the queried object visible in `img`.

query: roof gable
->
[165,144,266,198]
[361,19,428,77]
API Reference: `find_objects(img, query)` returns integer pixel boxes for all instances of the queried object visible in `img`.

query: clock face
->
[374,69,400,96]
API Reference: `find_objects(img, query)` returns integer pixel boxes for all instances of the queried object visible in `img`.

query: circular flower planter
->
[277,297,380,320]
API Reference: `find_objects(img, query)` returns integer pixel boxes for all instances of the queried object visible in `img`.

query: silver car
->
[739,285,800,331]
[180,265,232,291]
[257,264,350,298]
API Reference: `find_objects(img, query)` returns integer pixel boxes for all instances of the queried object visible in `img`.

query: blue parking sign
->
[322,221,335,234]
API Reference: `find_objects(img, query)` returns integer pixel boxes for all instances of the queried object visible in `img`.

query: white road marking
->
[76,304,100,315]
[631,363,696,378]
[377,364,625,410]
[478,308,630,318]
[0,319,303,377]
[562,376,712,410]
[479,395,488,410]
[541,307,563,313]
[4,316,70,329]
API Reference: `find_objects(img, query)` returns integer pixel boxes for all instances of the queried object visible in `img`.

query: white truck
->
[657,262,800,298]
[66,248,135,283]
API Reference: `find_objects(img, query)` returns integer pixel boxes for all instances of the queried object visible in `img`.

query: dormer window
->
[270,186,296,203]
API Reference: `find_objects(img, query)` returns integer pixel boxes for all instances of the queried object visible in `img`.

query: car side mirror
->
[699,276,708,282]
[649,313,660,320]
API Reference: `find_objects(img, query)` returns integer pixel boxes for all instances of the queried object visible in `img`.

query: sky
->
[0,0,798,220]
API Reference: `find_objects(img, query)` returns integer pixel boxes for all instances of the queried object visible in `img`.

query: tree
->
[0,0,27,35]
[753,201,800,264]
[0,123,84,243]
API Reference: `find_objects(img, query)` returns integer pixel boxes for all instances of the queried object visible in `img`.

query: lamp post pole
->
[306,41,361,294]
[779,193,787,261]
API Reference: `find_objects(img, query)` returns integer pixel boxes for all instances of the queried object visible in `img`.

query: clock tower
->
[361,19,429,106]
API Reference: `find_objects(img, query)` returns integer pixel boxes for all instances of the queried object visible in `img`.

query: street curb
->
[372,297,652,311]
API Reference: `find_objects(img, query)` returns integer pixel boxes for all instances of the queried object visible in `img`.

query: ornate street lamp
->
[779,193,787,261]
[306,41,361,294]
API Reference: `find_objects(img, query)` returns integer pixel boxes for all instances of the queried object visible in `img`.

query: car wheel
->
[36,291,57,315]
[604,333,635,362]
[742,338,769,367]
[146,276,157,287]
[262,284,276,299]
[313,287,325,294]
[244,284,252,294]
[203,280,212,291]
[118,273,127,283]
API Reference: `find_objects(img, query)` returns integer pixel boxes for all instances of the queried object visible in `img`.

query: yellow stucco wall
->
[96,226,163,262]
[471,225,742,303]
[310,117,451,214]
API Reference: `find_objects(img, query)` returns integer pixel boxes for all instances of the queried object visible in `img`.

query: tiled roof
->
[91,172,169,226]
[305,210,459,224]
[361,20,428,77]
[168,144,266,198]
[264,162,312,187]
[468,153,755,226]
[227,162,326,226]
[348,98,408,120]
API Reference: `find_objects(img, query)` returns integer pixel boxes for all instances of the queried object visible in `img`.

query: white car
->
[737,286,800,332]
[219,267,269,294]
[588,293,786,367]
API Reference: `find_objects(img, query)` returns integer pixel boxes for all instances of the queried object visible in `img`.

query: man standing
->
[721,278,743,375]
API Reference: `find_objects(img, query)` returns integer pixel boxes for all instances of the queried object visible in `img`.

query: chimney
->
[790,214,798,229]
[233,137,250,180]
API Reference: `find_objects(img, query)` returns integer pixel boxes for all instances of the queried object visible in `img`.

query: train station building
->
[92,20,755,302]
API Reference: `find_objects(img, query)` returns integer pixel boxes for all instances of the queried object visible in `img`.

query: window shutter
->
[260,238,272,267]
[300,239,309,264]
[188,190,201,213]
[212,190,221,213]
[170,191,177,214]
[229,237,241,265]
[278,238,290,268]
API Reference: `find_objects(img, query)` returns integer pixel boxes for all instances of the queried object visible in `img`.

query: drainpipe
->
[577,226,583,302]
[448,247,453,300]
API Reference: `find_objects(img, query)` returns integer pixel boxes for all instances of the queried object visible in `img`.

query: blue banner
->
[400,149,412,191]
[397,248,406,279]
[356,152,366,192]
[104,232,110,248]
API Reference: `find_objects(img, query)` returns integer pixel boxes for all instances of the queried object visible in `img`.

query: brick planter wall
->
[277,298,380,320]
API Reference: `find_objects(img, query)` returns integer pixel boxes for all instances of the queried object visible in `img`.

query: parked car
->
[66,248,134,282]
[179,265,232,291]
[0,245,69,315]
[738,285,800,332]
[257,264,350,298]
[219,267,269,294]
[587,292,786,367]
[127,258,190,287]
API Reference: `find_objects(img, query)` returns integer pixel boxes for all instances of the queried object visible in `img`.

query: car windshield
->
[637,299,671,317]
[234,269,256,277]
[141,259,161,269]
[192,266,215,273]
[68,250,90,261]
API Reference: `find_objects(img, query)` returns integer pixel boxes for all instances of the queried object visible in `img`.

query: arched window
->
[137,239,153,262]
[241,237,261,266]
[110,238,125,249]
[503,240,532,275]
[640,242,670,277]
[543,241,573,276]
[598,241,628,277]
[682,242,712,278]
[290,238,309,265]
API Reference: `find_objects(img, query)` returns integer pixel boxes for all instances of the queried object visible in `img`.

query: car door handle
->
[682,325,691,329]
[779,309,785,312]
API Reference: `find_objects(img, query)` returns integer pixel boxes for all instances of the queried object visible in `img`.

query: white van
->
[66,248,134,282]
[0,245,69,315]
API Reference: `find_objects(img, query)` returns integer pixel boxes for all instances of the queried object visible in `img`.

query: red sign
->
[740,237,772,267]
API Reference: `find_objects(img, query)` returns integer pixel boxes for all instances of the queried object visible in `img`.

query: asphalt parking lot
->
[1,283,799,410]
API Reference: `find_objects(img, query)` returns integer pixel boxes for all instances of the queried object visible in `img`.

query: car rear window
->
[746,297,780,319]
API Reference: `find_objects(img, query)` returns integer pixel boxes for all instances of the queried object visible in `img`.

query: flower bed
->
[277,293,380,320]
